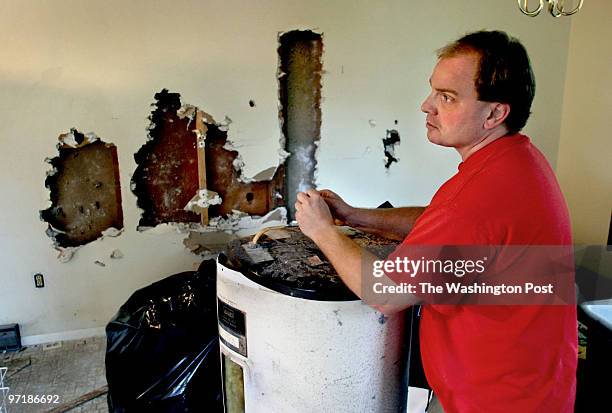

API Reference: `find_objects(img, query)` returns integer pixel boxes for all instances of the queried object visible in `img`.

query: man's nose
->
[421,93,435,114]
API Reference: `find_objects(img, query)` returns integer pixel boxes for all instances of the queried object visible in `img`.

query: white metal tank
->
[216,228,406,413]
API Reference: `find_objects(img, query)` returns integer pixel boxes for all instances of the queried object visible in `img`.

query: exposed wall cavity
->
[278,30,323,220]
[133,89,285,231]
[132,90,201,228]
[40,129,123,249]
[204,122,285,218]
[383,129,401,168]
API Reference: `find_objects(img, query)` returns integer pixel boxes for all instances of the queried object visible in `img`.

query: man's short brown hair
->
[438,30,536,134]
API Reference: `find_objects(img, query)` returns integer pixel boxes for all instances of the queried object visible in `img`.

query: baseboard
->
[21,327,106,346]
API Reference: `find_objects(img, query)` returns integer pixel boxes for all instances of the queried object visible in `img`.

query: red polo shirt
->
[398,134,577,412]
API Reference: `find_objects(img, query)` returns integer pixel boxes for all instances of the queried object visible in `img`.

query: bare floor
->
[1,336,108,413]
[0,335,431,413]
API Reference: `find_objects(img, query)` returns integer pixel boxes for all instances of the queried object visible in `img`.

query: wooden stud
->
[195,110,209,226]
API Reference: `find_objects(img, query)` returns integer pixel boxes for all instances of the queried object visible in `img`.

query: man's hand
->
[319,189,354,226]
[295,189,335,241]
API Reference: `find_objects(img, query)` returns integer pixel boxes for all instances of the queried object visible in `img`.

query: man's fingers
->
[296,192,310,203]
[306,188,320,198]
[319,189,338,199]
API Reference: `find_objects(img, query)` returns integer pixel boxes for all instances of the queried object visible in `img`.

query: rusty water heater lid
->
[220,226,398,301]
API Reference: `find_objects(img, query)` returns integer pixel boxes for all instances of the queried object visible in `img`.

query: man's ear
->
[484,103,510,130]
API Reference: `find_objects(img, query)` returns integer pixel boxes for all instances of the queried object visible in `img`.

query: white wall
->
[556,0,612,245]
[0,0,572,339]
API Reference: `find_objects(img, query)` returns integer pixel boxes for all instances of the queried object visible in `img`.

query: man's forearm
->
[311,226,419,315]
[346,207,427,240]
[312,226,365,297]
[295,189,420,314]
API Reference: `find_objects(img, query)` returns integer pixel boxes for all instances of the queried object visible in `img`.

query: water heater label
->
[218,299,247,357]
[219,326,240,348]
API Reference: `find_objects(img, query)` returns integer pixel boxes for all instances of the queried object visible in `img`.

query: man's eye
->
[439,94,453,103]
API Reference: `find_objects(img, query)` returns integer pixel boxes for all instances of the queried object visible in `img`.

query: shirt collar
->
[458,133,525,172]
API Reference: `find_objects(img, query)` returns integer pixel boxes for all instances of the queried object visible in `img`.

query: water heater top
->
[220,226,398,301]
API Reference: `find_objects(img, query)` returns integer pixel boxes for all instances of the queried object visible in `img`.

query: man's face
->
[421,53,493,150]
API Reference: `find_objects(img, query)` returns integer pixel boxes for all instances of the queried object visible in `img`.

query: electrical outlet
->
[34,273,45,288]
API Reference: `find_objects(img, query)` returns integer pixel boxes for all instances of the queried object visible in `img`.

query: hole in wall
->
[278,29,323,221]
[132,90,201,228]
[383,129,401,168]
[133,89,285,228]
[204,122,285,218]
[40,129,123,248]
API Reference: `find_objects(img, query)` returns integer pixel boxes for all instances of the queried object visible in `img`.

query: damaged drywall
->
[278,30,323,220]
[183,208,288,257]
[183,230,238,257]
[208,208,287,235]
[204,121,285,217]
[133,89,286,230]
[40,129,123,250]
[132,90,202,228]
[383,129,401,168]
[184,189,222,215]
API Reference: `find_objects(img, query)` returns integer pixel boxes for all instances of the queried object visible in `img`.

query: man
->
[295,31,577,412]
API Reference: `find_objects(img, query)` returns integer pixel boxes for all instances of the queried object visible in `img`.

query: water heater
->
[216,227,406,413]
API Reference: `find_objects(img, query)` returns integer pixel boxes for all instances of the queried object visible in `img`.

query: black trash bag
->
[105,259,223,412]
